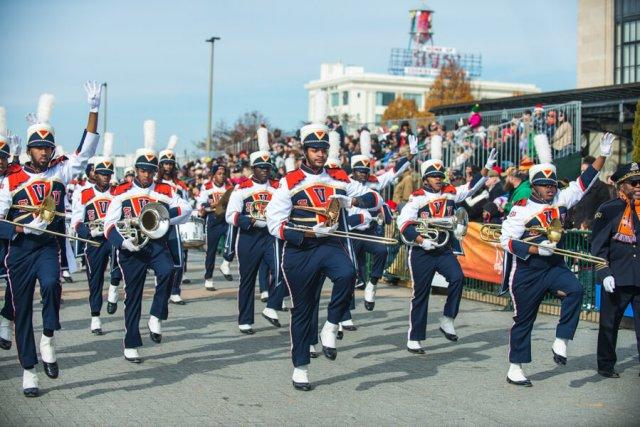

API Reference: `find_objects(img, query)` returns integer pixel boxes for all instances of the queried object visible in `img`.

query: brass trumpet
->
[249,200,270,221]
[479,220,607,267]
[401,208,469,247]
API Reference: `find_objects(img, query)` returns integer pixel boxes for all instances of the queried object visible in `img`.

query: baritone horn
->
[401,207,469,247]
[478,219,607,267]
[110,202,170,249]
[249,200,270,221]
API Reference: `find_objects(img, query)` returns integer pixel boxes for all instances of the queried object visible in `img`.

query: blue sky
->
[0,0,577,155]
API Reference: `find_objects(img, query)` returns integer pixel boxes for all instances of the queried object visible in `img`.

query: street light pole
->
[206,36,221,155]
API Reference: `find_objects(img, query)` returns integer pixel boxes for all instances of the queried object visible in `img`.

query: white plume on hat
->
[103,132,114,157]
[167,134,179,151]
[36,94,55,124]
[257,126,269,152]
[328,130,340,161]
[285,156,296,172]
[359,129,371,158]
[533,133,552,164]
[0,107,7,137]
[430,134,443,160]
[143,120,156,150]
[314,90,328,123]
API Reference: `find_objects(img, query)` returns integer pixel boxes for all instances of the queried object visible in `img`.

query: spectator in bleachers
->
[551,110,574,155]
[502,166,531,215]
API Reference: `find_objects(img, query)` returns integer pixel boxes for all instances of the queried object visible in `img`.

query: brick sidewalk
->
[0,250,638,425]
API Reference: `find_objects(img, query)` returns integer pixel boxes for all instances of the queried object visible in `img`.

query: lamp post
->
[206,36,221,155]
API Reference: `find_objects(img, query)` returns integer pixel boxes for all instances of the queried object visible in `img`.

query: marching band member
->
[226,126,283,333]
[0,83,102,397]
[348,130,418,311]
[499,133,611,386]
[157,134,190,305]
[104,120,192,363]
[397,146,497,355]
[71,135,115,335]
[265,123,381,391]
[591,160,640,378]
[197,163,233,290]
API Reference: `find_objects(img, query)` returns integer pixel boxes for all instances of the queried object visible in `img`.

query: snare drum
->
[180,217,206,249]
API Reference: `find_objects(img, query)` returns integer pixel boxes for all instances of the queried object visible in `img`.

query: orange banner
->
[456,222,503,284]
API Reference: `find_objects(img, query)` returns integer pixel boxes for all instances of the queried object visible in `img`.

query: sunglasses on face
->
[625,180,640,187]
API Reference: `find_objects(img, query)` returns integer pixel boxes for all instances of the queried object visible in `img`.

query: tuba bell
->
[401,207,468,247]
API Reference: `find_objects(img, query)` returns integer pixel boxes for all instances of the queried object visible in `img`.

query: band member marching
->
[71,134,116,335]
[499,133,611,386]
[157,134,190,305]
[397,147,497,355]
[226,126,284,333]
[266,123,381,391]
[0,83,102,397]
[104,120,192,363]
[197,163,233,290]
[591,159,640,378]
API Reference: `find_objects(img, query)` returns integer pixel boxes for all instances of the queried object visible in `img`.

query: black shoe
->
[43,362,59,379]
[23,387,39,397]
[342,325,358,332]
[439,327,458,342]
[149,329,162,344]
[336,330,344,340]
[310,349,318,359]
[219,267,233,281]
[124,355,143,364]
[239,328,254,335]
[552,350,567,365]
[182,278,191,284]
[355,282,365,290]
[322,346,337,360]
[262,313,281,328]
[597,369,620,378]
[407,347,425,355]
[106,302,117,315]
[260,297,268,303]
[91,328,103,336]
[0,337,11,350]
[507,377,532,387]
[364,300,375,311]
[292,381,312,391]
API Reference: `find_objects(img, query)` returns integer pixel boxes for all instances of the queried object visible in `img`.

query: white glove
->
[121,238,140,252]
[311,222,338,237]
[408,134,419,155]
[84,80,102,113]
[7,131,21,157]
[484,148,498,170]
[602,276,615,293]
[420,239,435,251]
[329,194,353,209]
[537,240,556,256]
[25,112,38,126]
[23,216,49,235]
[253,219,267,228]
[90,227,103,237]
[599,132,615,157]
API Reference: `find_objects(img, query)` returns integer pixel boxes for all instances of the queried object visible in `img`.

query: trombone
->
[400,208,469,248]
[479,220,607,267]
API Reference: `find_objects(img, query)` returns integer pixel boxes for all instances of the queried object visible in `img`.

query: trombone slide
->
[1,218,101,247]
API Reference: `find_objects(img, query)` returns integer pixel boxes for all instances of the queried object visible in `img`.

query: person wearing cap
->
[71,155,115,335]
[103,121,192,364]
[398,149,498,355]
[225,129,284,334]
[499,133,613,387]
[265,123,382,391]
[503,163,532,215]
[0,82,102,397]
[157,136,190,305]
[197,164,234,290]
[591,160,640,378]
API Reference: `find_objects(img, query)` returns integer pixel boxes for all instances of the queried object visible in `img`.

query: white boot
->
[219,260,231,275]
[204,279,216,290]
[238,324,253,334]
[107,285,119,304]
[309,344,317,355]
[124,348,142,363]
[407,340,424,353]
[40,335,56,364]
[552,337,568,364]
[23,368,39,396]
[90,316,102,333]
[260,291,269,301]
[262,307,278,321]
[439,316,458,341]
[0,317,12,341]
[507,363,531,386]
[148,315,161,335]
[341,319,354,327]
[169,294,184,304]
[320,321,338,349]
[364,282,376,303]
[292,365,309,383]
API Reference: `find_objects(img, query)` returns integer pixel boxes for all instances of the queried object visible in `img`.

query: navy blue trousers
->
[508,262,583,363]
[6,239,62,368]
[205,220,227,279]
[408,247,464,341]
[282,239,356,367]
[258,259,269,293]
[236,229,283,325]
[352,234,387,283]
[84,239,111,316]
[117,241,175,348]
[110,246,122,283]
[223,225,237,262]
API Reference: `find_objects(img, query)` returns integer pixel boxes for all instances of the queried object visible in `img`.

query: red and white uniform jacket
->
[197,179,233,226]
[70,184,114,241]
[226,178,279,232]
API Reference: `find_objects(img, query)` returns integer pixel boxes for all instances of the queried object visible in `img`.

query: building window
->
[376,91,395,106]
[330,92,340,107]
[614,0,640,84]
[375,114,383,125]
[342,91,349,105]
[403,93,423,108]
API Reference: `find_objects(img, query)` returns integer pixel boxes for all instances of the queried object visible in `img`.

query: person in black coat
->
[591,161,640,378]
[566,156,614,229]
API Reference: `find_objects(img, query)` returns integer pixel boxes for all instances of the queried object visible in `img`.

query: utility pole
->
[206,36,221,155]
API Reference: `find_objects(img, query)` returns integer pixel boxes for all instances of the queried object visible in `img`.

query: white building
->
[305,62,540,128]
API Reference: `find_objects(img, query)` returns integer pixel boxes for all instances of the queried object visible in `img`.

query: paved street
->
[0,250,638,426]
